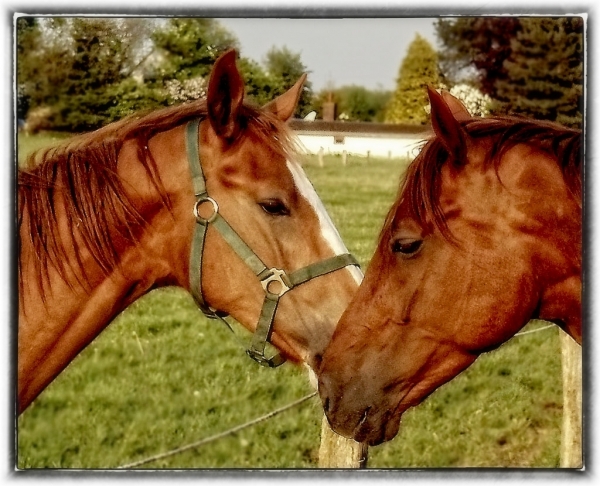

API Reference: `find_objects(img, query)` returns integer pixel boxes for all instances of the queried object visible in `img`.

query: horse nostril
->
[312,352,323,371]
[323,396,331,413]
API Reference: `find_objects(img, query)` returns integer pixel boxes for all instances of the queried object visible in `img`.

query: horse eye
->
[391,239,422,256]
[260,199,290,216]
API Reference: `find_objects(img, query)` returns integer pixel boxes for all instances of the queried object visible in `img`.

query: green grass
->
[16,138,563,469]
[17,131,72,168]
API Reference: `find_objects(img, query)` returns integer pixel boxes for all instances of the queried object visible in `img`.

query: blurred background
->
[16,16,583,135]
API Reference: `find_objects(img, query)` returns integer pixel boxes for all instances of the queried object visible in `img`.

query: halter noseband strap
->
[185,119,360,367]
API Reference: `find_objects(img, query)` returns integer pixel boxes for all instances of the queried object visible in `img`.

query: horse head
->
[17,49,362,412]
[317,88,581,445]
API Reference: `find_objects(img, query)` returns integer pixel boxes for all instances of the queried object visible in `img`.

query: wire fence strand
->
[514,324,555,337]
[117,391,318,469]
[116,324,554,469]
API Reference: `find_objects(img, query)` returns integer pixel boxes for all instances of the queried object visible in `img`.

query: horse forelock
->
[380,116,582,246]
[18,99,296,297]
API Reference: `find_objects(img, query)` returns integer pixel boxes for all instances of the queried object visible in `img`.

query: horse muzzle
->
[318,373,403,446]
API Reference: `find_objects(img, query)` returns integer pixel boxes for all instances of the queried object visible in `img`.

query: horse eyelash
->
[391,239,423,255]
[260,199,290,216]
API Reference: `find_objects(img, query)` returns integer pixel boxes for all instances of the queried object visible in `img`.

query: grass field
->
[17,134,564,469]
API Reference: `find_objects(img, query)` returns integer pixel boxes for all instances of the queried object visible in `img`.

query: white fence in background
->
[296,132,427,159]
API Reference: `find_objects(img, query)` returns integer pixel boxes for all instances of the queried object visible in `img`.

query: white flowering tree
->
[448,83,492,117]
[164,77,207,103]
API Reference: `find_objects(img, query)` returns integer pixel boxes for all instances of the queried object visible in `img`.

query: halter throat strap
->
[185,119,359,367]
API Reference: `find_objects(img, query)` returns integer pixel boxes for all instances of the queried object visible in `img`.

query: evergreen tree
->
[495,17,583,127]
[435,16,583,127]
[436,17,521,97]
[385,34,442,125]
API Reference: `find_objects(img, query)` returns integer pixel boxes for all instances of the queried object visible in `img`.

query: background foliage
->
[313,84,391,122]
[494,17,583,127]
[384,34,443,124]
[17,16,583,131]
[435,16,583,128]
[435,17,521,98]
[262,46,314,117]
[17,18,315,131]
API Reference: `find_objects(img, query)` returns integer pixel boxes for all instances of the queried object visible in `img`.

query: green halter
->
[185,119,360,367]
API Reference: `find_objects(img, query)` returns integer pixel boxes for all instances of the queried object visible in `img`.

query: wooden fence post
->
[318,416,368,468]
[318,147,324,167]
[342,150,347,166]
[560,330,582,468]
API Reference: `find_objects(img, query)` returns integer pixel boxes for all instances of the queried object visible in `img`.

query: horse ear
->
[428,86,470,164]
[207,49,245,140]
[263,73,307,122]
[440,91,471,122]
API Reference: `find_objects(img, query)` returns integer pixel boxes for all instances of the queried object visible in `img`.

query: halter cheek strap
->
[185,119,360,367]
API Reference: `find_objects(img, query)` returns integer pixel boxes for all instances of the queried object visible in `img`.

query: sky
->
[217,18,438,93]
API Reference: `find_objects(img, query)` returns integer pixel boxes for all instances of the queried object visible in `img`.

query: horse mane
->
[18,99,298,295]
[384,115,582,241]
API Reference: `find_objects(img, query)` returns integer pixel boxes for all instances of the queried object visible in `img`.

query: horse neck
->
[494,143,582,343]
[18,125,193,413]
[536,206,582,343]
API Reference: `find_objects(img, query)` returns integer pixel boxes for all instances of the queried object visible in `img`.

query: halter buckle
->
[246,349,273,366]
[246,349,285,368]
[260,268,291,297]
[193,196,219,224]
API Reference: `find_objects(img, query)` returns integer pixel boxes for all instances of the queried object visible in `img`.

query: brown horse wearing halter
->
[318,88,581,445]
[18,50,361,414]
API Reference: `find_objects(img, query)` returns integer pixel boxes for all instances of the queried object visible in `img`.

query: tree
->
[237,57,279,107]
[55,18,137,130]
[118,18,157,76]
[495,17,583,127]
[17,18,73,117]
[17,17,157,131]
[366,89,393,122]
[313,85,391,122]
[435,16,583,127]
[16,17,319,130]
[436,17,522,97]
[152,18,239,81]
[263,46,314,117]
[150,20,291,110]
[385,34,442,125]
[448,84,492,117]
[16,17,39,119]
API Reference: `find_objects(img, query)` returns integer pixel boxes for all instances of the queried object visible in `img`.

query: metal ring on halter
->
[193,196,219,224]
[260,268,291,297]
